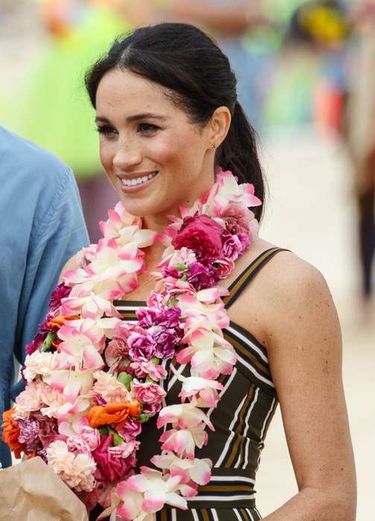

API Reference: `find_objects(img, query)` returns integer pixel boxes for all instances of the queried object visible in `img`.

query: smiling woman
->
[3,22,356,521]
[93,68,231,222]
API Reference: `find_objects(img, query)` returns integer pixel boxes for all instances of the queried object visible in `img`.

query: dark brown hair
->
[86,23,265,218]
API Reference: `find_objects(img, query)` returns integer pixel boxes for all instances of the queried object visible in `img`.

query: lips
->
[117,171,159,191]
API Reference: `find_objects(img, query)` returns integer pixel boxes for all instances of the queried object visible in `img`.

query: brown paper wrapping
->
[0,457,89,521]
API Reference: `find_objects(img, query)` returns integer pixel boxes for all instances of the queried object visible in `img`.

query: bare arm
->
[259,255,356,520]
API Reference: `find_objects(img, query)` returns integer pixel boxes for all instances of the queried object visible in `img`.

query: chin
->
[119,196,166,220]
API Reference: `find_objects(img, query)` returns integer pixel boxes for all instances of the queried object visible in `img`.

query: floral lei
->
[3,168,261,521]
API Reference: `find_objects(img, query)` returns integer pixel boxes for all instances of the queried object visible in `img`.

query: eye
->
[96,125,118,138]
[137,123,159,134]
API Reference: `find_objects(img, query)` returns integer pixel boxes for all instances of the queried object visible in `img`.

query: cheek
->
[152,132,204,171]
[99,142,113,171]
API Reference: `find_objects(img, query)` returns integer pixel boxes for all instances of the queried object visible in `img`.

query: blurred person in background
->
[9,0,269,243]
[0,126,88,468]
[264,0,351,129]
[157,0,271,129]
[345,0,375,311]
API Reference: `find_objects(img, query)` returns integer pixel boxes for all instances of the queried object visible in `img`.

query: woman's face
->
[95,69,216,227]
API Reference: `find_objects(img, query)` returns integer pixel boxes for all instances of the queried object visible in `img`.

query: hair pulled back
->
[86,23,264,218]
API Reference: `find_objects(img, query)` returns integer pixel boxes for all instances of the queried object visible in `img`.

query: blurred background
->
[0,0,374,519]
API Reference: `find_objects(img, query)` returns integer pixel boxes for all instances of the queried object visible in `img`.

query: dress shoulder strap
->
[223,247,289,309]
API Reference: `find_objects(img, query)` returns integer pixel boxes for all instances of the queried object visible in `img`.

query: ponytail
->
[86,24,265,219]
[216,101,264,220]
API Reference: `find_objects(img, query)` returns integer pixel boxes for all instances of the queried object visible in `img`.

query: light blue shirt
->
[0,127,89,467]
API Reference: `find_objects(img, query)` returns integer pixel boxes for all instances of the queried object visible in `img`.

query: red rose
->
[172,215,224,262]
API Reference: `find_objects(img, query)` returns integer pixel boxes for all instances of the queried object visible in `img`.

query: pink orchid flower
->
[42,369,94,418]
[214,168,262,210]
[61,292,119,320]
[159,427,208,459]
[178,376,224,408]
[99,203,140,239]
[179,327,236,379]
[122,467,187,514]
[58,324,104,370]
[157,403,213,431]
[152,452,212,486]
[178,291,229,330]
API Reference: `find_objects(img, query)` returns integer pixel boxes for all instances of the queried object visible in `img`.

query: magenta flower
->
[148,325,178,360]
[221,232,243,261]
[240,231,250,250]
[93,435,133,482]
[136,307,159,328]
[49,283,72,312]
[18,418,41,452]
[162,266,180,279]
[155,307,181,329]
[25,332,47,355]
[172,215,224,262]
[137,306,181,329]
[187,262,219,291]
[127,331,155,362]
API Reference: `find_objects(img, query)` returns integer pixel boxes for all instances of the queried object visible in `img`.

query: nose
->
[112,138,142,170]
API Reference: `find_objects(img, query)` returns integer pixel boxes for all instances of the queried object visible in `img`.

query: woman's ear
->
[207,106,232,148]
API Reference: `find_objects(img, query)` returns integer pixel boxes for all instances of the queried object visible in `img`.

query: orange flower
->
[86,401,141,430]
[47,314,78,331]
[2,408,24,459]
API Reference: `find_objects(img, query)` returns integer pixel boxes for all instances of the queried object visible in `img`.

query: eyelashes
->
[96,125,117,136]
[96,123,160,137]
[137,123,159,133]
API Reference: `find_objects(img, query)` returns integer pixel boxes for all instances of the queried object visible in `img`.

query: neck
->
[144,241,166,271]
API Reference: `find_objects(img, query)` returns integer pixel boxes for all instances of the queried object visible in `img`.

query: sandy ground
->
[257,128,375,521]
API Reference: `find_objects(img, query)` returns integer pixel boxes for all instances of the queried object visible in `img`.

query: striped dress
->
[114,247,285,521]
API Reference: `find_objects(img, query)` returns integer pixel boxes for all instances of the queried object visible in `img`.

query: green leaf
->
[138,413,151,423]
[40,332,55,352]
[118,372,132,388]
[108,427,124,446]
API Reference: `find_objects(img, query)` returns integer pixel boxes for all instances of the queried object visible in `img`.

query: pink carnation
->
[105,337,128,368]
[221,232,243,261]
[127,331,155,362]
[93,435,134,482]
[221,203,253,235]
[120,417,142,442]
[132,381,166,414]
[172,215,224,262]
[129,360,167,380]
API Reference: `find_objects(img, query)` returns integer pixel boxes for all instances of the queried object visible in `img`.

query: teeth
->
[120,172,157,187]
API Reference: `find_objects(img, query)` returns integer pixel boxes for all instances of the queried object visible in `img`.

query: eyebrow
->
[95,113,169,124]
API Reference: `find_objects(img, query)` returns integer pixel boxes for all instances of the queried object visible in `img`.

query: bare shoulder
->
[261,249,331,301]
[256,250,340,355]
[236,245,340,353]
